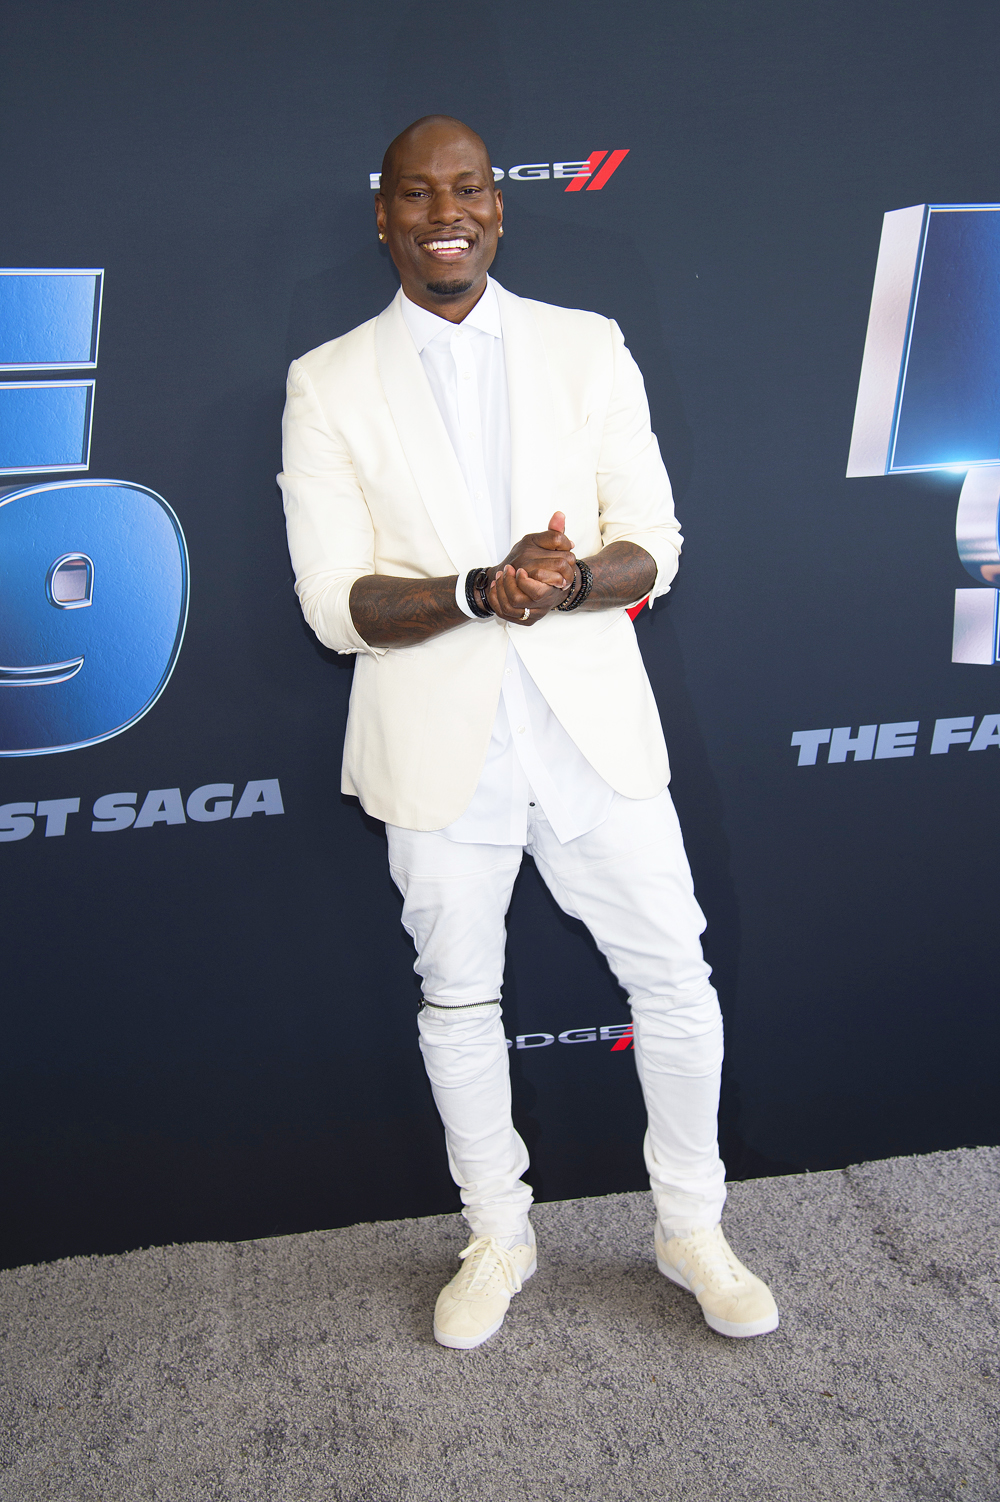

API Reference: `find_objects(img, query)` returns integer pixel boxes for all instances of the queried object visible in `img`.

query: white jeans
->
[386,789,727,1241]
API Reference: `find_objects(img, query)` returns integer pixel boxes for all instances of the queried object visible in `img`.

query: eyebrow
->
[396,170,486,183]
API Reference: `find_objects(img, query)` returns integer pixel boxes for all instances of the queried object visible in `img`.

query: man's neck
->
[400,276,489,325]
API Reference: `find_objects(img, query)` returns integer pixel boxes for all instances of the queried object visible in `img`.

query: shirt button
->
[517,726,526,734]
[504,668,511,677]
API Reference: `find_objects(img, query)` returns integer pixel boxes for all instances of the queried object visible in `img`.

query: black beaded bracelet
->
[557,559,594,612]
[464,567,494,619]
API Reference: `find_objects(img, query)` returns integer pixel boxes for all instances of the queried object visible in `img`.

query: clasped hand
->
[486,511,578,624]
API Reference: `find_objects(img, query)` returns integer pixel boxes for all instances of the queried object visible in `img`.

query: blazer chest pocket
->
[554,416,593,448]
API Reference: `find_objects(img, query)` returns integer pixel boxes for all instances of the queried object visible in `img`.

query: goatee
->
[425,278,475,297]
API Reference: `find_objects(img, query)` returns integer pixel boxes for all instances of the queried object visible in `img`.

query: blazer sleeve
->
[596,319,683,606]
[277,357,386,658]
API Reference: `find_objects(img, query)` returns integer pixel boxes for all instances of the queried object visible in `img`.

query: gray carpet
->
[1,1147,998,1502]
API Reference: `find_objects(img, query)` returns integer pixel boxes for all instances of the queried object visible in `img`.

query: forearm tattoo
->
[350,575,465,647]
[348,542,655,646]
[577,541,657,610]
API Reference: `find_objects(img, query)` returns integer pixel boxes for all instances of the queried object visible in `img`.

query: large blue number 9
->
[0,480,188,755]
[0,270,188,755]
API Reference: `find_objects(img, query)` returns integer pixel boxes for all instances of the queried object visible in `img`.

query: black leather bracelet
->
[464,567,494,619]
[557,559,594,612]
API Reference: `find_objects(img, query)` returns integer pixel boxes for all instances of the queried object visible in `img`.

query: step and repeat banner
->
[2,0,999,1266]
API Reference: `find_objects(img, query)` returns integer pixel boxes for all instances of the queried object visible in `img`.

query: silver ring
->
[521,607,531,621]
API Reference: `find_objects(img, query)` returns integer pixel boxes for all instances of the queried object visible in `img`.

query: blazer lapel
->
[493,281,554,545]
[374,290,489,571]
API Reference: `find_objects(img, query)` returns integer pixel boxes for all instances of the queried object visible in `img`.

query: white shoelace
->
[679,1226,743,1289]
[457,1236,524,1296]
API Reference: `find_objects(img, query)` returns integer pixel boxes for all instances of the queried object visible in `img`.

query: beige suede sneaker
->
[655,1221,779,1338]
[433,1225,537,1350]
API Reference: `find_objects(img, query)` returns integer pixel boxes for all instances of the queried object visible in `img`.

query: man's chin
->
[425,277,475,298]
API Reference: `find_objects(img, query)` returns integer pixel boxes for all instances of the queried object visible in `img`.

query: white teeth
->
[424,239,470,252]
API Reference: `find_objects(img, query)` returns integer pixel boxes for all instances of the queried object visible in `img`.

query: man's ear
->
[375,194,387,237]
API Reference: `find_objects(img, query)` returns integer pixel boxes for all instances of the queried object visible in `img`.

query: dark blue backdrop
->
[2,0,998,1268]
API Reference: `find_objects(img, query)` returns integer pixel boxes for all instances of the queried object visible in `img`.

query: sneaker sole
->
[655,1250,779,1339]
[432,1255,537,1351]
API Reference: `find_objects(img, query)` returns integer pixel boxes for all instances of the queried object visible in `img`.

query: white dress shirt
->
[399,279,615,846]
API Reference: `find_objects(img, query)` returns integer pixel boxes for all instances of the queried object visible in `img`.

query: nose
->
[429,190,466,224]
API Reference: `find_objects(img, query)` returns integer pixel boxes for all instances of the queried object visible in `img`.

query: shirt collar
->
[400,277,502,352]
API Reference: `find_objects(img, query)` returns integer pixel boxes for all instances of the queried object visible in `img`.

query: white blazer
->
[279,281,683,831]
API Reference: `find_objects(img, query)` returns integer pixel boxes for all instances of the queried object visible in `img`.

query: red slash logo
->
[564,150,630,192]
[610,1025,634,1051]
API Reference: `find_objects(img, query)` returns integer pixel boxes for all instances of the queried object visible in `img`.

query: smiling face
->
[375,116,503,324]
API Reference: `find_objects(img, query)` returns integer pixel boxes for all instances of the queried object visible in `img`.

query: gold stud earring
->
[498,226,504,237]
[378,232,386,242]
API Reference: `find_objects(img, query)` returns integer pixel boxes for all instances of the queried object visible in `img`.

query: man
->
[279,115,778,1349]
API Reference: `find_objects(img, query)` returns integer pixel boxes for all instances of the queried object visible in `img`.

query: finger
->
[536,556,577,587]
[523,564,571,587]
[494,568,550,619]
[535,530,574,552]
[505,554,574,597]
[514,568,554,601]
[548,511,566,533]
[491,569,521,618]
[493,563,566,618]
[520,548,577,589]
[527,547,576,573]
[500,564,537,607]
[488,575,518,618]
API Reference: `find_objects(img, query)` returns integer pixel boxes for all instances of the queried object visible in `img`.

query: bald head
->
[380,115,492,196]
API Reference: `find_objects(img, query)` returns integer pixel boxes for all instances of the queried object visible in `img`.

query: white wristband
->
[455,571,476,618]
[455,570,492,619]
